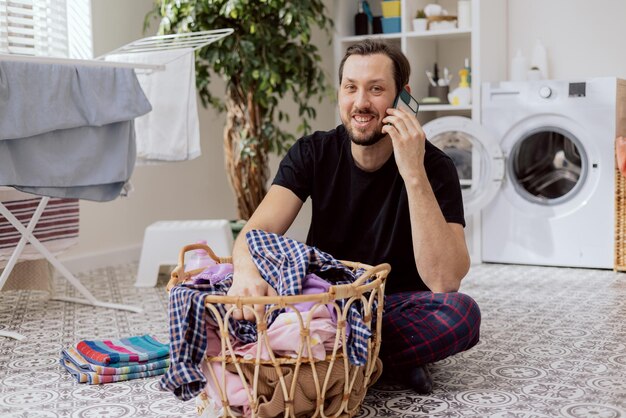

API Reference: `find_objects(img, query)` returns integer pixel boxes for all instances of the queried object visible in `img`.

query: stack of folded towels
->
[60,334,170,384]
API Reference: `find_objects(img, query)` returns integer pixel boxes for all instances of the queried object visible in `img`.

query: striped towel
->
[76,335,169,367]
[0,196,79,251]
[61,346,170,375]
[60,356,168,384]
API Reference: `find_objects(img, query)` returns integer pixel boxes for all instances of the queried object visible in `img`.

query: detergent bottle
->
[448,68,471,106]
[187,240,216,271]
[530,40,549,79]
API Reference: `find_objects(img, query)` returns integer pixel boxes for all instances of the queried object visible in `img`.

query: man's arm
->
[227,184,304,320]
[404,176,470,292]
[383,107,470,293]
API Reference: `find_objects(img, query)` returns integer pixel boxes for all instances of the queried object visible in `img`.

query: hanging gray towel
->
[0,61,152,140]
[0,122,137,202]
[0,60,152,201]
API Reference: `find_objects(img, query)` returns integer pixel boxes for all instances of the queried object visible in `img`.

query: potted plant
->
[145,1,333,220]
[413,9,427,32]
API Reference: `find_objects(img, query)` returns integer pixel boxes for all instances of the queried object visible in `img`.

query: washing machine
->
[424,78,626,269]
[423,115,504,265]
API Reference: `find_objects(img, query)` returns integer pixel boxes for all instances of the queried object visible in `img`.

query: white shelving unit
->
[333,0,507,124]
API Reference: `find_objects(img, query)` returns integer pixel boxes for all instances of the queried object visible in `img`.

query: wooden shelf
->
[338,29,470,43]
[339,33,402,43]
[405,28,471,40]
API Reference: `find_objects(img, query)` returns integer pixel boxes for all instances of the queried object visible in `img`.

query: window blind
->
[0,0,70,57]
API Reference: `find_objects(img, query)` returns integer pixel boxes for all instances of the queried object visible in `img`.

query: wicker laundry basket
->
[615,144,626,271]
[168,243,390,418]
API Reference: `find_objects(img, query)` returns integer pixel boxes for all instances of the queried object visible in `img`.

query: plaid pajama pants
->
[379,291,481,369]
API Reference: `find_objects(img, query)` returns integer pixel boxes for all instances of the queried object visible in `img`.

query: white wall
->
[506,0,626,80]
[62,0,335,271]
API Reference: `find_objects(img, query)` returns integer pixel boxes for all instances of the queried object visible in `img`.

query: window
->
[0,0,92,58]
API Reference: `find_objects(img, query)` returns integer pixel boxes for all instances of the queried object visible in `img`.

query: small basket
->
[168,243,390,418]
[427,15,457,30]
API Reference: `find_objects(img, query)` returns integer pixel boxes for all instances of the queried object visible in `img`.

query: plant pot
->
[229,219,246,240]
[428,85,449,104]
[413,18,428,32]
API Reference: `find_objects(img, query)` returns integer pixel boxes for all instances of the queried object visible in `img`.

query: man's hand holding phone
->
[382,87,427,181]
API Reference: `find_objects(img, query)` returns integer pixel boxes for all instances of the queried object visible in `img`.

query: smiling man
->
[228,39,481,394]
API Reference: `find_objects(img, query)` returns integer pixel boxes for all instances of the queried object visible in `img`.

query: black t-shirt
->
[273,125,465,293]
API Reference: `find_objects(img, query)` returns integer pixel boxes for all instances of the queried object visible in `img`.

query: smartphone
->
[392,88,420,116]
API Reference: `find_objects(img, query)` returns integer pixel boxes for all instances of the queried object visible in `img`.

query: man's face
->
[339,54,397,146]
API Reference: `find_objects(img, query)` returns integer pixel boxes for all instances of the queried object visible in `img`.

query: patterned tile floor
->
[0,262,625,417]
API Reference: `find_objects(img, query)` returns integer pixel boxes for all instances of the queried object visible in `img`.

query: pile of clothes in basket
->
[60,334,170,384]
[160,230,383,417]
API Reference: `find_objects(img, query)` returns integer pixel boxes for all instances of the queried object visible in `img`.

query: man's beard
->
[345,113,387,146]
[348,129,387,146]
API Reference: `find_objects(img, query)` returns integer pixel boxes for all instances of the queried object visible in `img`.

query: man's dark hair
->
[338,39,411,95]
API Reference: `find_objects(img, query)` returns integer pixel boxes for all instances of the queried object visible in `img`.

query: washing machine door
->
[423,116,504,216]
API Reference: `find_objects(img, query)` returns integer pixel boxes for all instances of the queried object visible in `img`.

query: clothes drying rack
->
[0,29,234,341]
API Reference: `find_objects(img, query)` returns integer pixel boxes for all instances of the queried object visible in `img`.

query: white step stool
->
[136,219,233,287]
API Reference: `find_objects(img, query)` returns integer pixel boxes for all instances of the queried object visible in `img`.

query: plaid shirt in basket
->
[246,229,374,365]
[160,229,377,401]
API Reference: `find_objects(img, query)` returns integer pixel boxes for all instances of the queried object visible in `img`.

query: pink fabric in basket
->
[203,327,249,408]
[231,305,340,361]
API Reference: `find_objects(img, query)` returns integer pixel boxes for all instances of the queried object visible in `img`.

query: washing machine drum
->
[423,116,504,216]
[510,128,584,204]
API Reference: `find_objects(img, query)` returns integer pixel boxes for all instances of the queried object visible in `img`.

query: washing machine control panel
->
[569,82,587,97]
[539,86,552,99]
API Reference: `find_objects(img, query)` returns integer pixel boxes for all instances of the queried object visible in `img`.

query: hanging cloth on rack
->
[0,60,152,202]
[105,48,201,164]
[0,187,79,269]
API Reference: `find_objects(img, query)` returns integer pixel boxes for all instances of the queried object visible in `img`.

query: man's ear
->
[404,85,412,94]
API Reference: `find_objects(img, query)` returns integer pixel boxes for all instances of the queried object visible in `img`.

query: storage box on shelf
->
[427,15,458,31]
[381,0,401,17]
[382,17,401,33]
